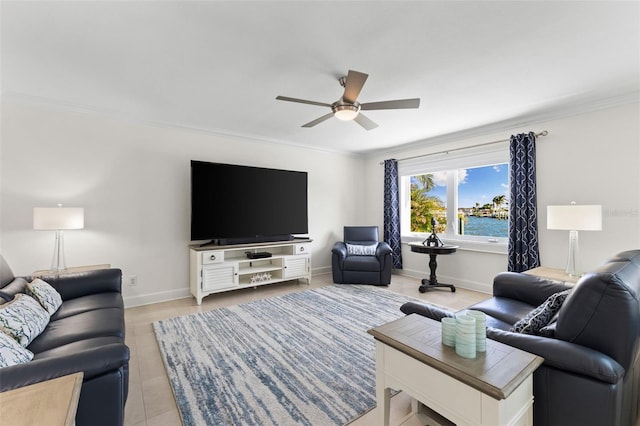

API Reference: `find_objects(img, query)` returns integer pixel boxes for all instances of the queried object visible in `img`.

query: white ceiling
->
[2,1,639,154]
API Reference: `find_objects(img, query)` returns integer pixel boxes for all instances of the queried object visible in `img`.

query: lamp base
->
[565,230,581,277]
[50,230,67,273]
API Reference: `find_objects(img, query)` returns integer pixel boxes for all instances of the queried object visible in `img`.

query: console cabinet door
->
[284,257,308,279]
[202,263,238,291]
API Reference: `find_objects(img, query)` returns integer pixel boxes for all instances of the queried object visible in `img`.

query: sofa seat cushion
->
[51,293,124,321]
[33,336,124,360]
[467,297,535,326]
[27,308,125,353]
[343,255,381,272]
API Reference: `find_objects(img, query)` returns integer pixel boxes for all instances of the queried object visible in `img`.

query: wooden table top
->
[368,314,543,400]
[0,372,83,426]
[409,243,459,255]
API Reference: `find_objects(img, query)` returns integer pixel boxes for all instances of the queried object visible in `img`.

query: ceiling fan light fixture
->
[332,104,360,121]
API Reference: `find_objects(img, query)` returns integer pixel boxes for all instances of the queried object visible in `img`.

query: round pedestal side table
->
[409,243,459,293]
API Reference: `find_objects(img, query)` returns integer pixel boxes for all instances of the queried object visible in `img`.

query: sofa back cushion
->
[344,226,379,245]
[555,250,640,370]
[0,255,15,288]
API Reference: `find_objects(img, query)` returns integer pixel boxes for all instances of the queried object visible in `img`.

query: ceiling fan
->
[276,70,420,131]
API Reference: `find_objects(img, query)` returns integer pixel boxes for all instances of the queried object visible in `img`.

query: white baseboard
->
[124,269,333,308]
[124,288,191,308]
[123,268,490,309]
[395,268,492,294]
[312,266,331,276]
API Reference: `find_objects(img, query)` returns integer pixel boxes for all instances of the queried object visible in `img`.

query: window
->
[399,144,510,243]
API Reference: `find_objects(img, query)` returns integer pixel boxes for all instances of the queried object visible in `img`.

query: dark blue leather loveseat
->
[0,255,129,426]
[401,250,640,426]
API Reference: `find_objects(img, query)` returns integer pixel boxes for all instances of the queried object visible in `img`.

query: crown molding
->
[366,90,639,159]
[0,91,363,159]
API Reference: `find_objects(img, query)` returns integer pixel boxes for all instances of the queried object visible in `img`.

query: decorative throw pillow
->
[0,294,50,347]
[0,330,34,368]
[346,243,377,256]
[26,278,62,316]
[538,322,557,338]
[510,290,571,335]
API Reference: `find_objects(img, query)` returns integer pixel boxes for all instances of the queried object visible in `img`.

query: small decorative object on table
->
[250,273,272,284]
[455,314,477,359]
[441,317,457,347]
[466,310,487,352]
[422,217,444,247]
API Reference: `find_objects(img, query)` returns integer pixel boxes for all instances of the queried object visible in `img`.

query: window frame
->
[398,143,510,252]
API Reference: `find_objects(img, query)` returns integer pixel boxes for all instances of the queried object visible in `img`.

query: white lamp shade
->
[547,205,602,231]
[33,207,84,230]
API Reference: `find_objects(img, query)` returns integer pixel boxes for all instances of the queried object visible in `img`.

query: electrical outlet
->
[128,275,138,286]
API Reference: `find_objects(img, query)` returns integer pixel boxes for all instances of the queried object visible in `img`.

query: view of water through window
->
[410,163,509,238]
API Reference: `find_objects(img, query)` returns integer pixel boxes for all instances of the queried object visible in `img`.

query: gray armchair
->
[331,226,392,285]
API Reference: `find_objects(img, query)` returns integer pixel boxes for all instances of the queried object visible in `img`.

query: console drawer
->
[294,244,310,255]
[202,250,224,264]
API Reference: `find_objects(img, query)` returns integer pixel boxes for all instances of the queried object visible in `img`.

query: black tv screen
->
[190,161,308,243]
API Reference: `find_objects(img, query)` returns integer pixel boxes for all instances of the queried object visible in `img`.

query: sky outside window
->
[427,164,509,208]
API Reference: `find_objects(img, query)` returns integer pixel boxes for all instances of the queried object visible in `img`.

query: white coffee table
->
[368,314,543,426]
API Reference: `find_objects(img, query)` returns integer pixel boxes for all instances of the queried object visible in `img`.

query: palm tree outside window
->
[406,163,510,240]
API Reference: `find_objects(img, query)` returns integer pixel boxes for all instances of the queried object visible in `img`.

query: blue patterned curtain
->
[508,132,540,272]
[383,159,403,269]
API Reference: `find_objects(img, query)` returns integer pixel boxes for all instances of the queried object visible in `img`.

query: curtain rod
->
[380,130,548,164]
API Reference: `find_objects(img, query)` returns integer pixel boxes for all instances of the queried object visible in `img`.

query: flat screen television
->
[190,160,308,244]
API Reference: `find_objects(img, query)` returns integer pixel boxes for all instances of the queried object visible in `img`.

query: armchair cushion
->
[346,243,377,256]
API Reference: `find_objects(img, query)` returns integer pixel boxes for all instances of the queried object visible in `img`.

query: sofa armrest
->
[487,327,624,384]
[32,269,122,301]
[493,272,572,306]
[331,242,347,260]
[0,343,130,392]
[376,241,392,259]
[400,302,455,321]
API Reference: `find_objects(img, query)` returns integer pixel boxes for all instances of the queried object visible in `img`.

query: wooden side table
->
[368,314,543,426]
[32,264,111,278]
[0,372,83,426]
[409,243,458,293]
[523,266,580,285]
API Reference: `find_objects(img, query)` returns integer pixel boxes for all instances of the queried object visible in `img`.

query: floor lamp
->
[33,205,84,273]
[547,203,602,277]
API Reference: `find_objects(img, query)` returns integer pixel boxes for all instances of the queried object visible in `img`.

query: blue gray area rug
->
[153,285,421,425]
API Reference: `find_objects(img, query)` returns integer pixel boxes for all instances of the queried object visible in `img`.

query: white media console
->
[189,239,312,304]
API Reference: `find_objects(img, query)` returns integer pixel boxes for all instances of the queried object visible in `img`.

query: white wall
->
[2,100,638,302]
[362,102,640,293]
[0,100,365,306]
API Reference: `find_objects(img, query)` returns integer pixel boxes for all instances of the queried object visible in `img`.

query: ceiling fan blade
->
[342,70,368,103]
[353,113,378,131]
[276,96,332,108]
[302,112,335,128]
[360,98,421,110]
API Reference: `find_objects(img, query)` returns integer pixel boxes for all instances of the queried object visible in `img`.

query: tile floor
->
[123,273,490,426]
